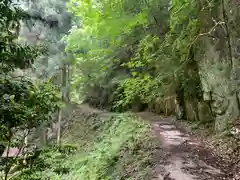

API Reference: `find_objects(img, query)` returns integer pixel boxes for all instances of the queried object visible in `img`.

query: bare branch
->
[3,129,30,180]
[191,21,225,46]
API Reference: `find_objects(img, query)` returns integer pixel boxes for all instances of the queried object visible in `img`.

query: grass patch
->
[12,111,159,180]
[60,113,159,180]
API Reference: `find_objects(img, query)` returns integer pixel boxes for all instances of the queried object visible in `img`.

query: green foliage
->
[118,0,203,105]
[111,35,164,110]
[166,0,206,100]
[0,76,60,141]
[123,35,160,73]
[65,0,216,116]
[12,113,159,180]
[167,0,200,62]
[0,0,60,139]
[13,144,77,180]
[0,2,63,179]
[0,0,46,72]
[113,77,159,110]
[61,113,159,180]
[0,0,61,149]
[67,0,147,46]
[65,0,170,107]
[64,0,151,104]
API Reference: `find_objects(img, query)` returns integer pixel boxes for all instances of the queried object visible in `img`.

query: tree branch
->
[3,129,30,180]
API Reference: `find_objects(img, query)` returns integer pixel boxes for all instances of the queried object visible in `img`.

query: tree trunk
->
[57,108,62,146]
[62,64,67,103]
[66,64,71,102]
[23,130,28,165]
[57,64,67,146]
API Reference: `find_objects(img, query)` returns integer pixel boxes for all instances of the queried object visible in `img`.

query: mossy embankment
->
[60,104,161,180]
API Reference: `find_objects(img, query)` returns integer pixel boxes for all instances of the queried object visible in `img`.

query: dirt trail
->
[136,112,233,180]
[76,104,235,180]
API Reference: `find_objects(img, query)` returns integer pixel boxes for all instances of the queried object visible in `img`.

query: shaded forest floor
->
[136,112,239,180]
[63,104,239,180]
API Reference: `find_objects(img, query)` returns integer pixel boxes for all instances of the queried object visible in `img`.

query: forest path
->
[136,112,233,180]
[76,104,234,180]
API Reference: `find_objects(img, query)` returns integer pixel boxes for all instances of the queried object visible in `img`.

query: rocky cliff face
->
[196,0,240,132]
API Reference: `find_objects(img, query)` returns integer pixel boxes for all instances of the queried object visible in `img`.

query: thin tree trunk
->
[57,65,65,146]
[4,139,11,180]
[66,64,70,102]
[23,130,28,165]
[4,128,12,180]
[57,108,62,146]
[62,64,67,103]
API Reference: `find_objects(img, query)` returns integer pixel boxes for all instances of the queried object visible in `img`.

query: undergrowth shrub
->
[60,113,160,180]
[13,144,77,180]
[13,112,159,180]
